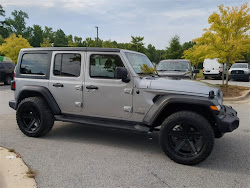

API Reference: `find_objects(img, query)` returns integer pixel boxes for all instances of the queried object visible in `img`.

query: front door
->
[49,51,84,114]
[82,52,133,120]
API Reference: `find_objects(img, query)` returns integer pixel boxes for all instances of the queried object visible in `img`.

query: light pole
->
[95,26,98,47]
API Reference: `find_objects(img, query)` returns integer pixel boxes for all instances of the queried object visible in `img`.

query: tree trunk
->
[225,63,229,92]
[222,63,225,85]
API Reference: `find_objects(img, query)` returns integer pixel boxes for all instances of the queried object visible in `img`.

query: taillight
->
[11,81,15,90]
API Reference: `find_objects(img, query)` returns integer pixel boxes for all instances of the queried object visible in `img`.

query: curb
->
[0,146,37,188]
[224,89,250,101]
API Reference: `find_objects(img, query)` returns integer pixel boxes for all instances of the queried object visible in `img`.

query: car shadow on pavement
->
[42,122,249,175]
[43,122,163,154]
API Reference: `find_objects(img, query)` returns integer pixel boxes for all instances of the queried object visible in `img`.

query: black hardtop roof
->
[21,47,120,52]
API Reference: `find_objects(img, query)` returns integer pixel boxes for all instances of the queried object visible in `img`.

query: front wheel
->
[16,97,54,137]
[159,111,214,165]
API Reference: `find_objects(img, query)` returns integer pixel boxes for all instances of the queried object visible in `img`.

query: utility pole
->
[95,26,99,47]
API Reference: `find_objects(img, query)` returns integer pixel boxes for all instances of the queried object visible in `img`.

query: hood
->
[158,70,190,77]
[148,77,219,96]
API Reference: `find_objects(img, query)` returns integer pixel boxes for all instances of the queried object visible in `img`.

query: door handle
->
[86,85,98,90]
[53,83,64,87]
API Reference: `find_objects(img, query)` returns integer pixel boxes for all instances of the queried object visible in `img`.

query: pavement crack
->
[151,172,171,188]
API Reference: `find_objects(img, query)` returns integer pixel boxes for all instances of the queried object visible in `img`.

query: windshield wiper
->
[137,72,160,77]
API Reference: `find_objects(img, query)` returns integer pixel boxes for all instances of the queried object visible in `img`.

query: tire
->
[16,97,54,137]
[159,111,214,165]
[204,76,208,79]
[4,75,12,85]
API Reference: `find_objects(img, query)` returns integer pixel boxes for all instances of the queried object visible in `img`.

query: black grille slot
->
[231,70,244,74]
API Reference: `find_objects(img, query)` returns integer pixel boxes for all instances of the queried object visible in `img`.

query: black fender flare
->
[16,85,61,114]
[143,94,215,126]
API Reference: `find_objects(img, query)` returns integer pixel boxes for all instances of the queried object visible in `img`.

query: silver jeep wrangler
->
[9,47,239,165]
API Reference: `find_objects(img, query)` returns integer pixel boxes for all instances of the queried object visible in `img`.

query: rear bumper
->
[216,105,239,133]
[203,72,222,78]
[9,100,17,110]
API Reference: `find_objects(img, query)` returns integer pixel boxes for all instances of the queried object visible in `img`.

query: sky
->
[1,0,248,49]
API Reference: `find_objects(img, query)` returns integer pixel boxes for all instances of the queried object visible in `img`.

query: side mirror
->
[193,69,200,74]
[115,67,130,83]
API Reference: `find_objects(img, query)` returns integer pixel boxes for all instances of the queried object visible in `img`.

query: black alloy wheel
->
[16,97,54,137]
[19,104,41,133]
[160,111,214,165]
[168,123,204,158]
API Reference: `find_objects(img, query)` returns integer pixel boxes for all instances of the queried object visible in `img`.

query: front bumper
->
[216,105,239,133]
[230,74,248,80]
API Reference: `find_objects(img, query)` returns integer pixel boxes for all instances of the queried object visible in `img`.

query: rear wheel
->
[159,111,214,165]
[16,97,54,137]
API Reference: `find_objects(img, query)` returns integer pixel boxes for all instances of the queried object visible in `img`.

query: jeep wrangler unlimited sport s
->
[9,47,239,165]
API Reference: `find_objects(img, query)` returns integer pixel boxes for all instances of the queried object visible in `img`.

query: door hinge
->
[75,102,83,108]
[124,88,133,95]
[75,85,83,91]
[124,106,132,113]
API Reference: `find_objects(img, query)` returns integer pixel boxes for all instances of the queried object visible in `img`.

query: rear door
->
[49,51,85,114]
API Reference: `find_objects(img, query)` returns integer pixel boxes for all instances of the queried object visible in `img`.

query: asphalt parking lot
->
[0,85,250,188]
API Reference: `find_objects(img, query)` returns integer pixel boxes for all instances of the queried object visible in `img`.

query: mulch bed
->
[219,85,250,98]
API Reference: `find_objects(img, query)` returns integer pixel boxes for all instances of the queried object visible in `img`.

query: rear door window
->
[21,54,48,75]
[53,53,81,77]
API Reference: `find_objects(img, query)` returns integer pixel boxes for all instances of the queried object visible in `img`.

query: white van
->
[203,58,226,79]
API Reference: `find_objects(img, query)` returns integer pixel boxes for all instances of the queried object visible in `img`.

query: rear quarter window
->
[20,53,48,75]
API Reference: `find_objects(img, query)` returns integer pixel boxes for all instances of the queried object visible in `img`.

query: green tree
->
[102,40,119,48]
[40,38,52,47]
[0,5,4,17]
[29,25,43,47]
[183,3,250,89]
[0,34,32,63]
[74,36,83,47]
[147,44,157,63]
[53,29,68,47]
[0,4,8,38]
[164,35,183,59]
[43,26,54,43]
[84,37,96,47]
[130,36,145,53]
[182,41,196,51]
[4,10,29,37]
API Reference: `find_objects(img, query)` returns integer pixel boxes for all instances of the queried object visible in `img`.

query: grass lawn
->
[196,69,204,80]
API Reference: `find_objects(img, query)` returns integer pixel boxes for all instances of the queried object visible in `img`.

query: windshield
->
[231,63,248,68]
[125,52,155,74]
[157,61,190,71]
